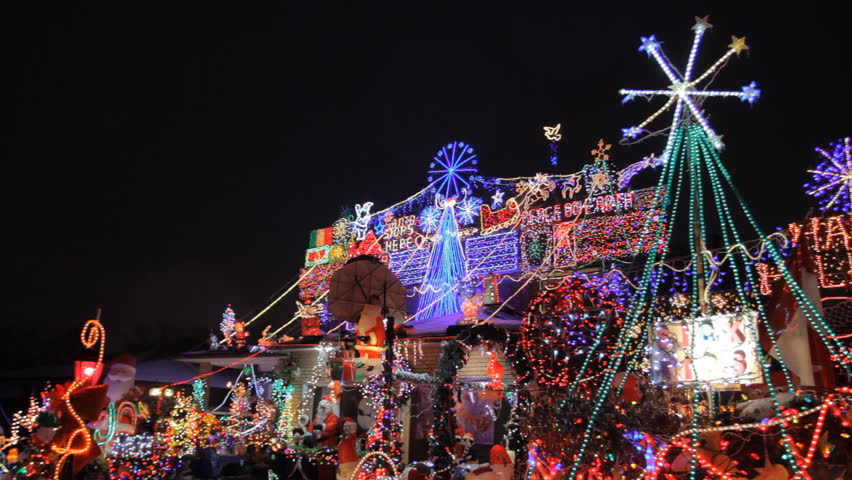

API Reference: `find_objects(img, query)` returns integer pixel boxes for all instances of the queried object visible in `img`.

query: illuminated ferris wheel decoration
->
[806,137,852,214]
[427,141,478,198]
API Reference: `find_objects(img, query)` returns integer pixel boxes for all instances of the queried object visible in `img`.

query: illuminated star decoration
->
[427,141,478,198]
[805,137,852,214]
[491,189,505,208]
[620,16,760,155]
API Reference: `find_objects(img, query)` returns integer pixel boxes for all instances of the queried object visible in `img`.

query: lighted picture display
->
[648,312,763,386]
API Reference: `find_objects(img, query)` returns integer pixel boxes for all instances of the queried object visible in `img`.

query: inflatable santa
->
[356,303,386,359]
[104,354,136,403]
[355,303,386,378]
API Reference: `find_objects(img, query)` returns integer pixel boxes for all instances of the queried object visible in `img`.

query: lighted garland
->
[428,340,466,478]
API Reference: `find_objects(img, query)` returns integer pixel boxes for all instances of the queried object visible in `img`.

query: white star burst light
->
[620,16,760,155]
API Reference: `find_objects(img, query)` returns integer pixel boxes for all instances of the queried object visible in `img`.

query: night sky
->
[4,3,850,369]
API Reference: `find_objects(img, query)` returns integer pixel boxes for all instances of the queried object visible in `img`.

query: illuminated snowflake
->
[806,137,852,214]
[456,196,483,225]
[419,206,441,233]
[427,141,478,198]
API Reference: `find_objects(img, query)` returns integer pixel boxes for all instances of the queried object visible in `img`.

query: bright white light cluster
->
[110,433,154,457]
[620,16,759,154]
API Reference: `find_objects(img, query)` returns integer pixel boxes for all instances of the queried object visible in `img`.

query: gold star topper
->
[729,35,749,55]
[591,139,611,162]
[544,123,562,141]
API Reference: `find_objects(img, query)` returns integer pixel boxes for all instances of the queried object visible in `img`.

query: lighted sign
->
[758,215,852,291]
[648,312,763,386]
[305,245,331,267]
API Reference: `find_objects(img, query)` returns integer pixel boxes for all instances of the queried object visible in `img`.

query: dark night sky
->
[3,3,850,369]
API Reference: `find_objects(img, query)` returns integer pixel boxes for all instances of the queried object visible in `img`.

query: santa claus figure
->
[310,396,340,447]
[233,320,250,349]
[104,354,137,403]
[337,417,362,480]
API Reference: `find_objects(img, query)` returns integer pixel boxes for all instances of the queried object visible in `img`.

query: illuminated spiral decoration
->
[521,275,626,388]
[427,141,478,198]
[805,137,852,214]
[81,318,107,363]
[53,317,107,479]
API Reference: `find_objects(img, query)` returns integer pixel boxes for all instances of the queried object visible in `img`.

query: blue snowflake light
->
[427,141,478,198]
[419,206,441,233]
[456,196,483,225]
[805,137,852,214]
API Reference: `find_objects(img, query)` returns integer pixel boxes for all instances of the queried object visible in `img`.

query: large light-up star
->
[620,16,760,154]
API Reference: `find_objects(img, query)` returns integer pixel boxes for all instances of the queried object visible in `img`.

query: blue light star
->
[740,81,761,104]
[622,126,642,139]
[639,35,659,56]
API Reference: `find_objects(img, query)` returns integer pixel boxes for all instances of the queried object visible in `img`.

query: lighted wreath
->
[521,274,627,389]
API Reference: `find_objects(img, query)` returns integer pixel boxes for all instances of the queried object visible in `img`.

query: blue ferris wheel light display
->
[427,141,478,198]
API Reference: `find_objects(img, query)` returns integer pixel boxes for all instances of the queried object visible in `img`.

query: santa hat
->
[321,396,332,403]
[109,353,137,370]
[462,433,475,441]
[342,417,356,425]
